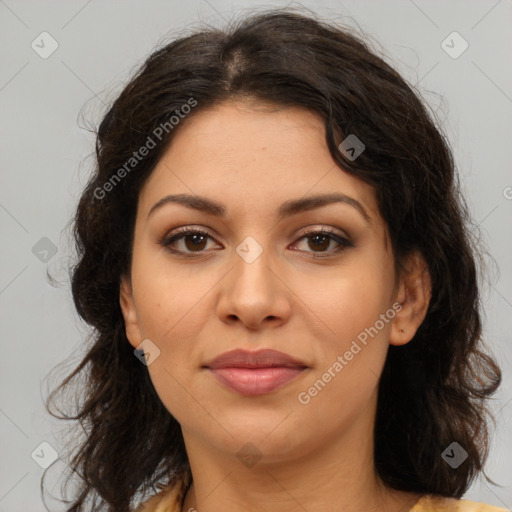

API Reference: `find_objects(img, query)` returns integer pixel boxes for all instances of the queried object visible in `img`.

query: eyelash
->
[159,227,354,259]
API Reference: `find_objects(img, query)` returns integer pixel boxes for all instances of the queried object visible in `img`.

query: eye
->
[159,228,216,255]
[159,227,353,258]
[292,228,354,257]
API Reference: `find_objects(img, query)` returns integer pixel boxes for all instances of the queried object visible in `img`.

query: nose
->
[216,240,292,331]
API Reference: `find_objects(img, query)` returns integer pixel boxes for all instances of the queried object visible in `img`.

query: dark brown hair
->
[44,7,502,511]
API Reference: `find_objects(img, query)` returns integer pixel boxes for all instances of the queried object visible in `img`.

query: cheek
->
[135,286,210,422]
[303,260,393,347]
[296,259,393,399]
[131,246,213,339]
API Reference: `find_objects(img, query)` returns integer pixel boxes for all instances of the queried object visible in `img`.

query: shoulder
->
[411,494,510,512]
[135,470,192,512]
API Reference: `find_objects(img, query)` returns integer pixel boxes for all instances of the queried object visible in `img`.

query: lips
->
[204,349,308,396]
[206,348,307,369]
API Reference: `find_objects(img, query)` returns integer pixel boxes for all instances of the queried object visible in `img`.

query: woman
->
[45,8,507,512]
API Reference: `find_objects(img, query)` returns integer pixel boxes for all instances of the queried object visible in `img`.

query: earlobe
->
[389,250,432,347]
[119,275,143,349]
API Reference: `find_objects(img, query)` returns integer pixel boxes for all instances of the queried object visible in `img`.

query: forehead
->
[138,100,381,225]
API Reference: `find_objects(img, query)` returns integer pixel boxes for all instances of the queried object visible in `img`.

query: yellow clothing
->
[135,471,510,512]
[410,495,509,512]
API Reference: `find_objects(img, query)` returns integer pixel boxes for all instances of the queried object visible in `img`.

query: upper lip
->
[204,349,308,369]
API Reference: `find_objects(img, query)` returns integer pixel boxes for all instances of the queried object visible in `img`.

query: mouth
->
[203,349,309,396]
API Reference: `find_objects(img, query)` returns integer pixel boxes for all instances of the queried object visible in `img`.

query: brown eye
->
[291,228,353,257]
[160,228,217,255]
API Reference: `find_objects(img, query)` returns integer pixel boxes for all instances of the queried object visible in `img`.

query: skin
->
[120,100,432,512]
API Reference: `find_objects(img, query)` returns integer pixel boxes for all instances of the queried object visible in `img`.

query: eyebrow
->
[147,192,372,223]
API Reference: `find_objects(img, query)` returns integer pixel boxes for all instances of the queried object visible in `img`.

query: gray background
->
[1,1,511,510]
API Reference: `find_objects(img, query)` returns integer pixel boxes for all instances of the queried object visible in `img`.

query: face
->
[120,100,431,464]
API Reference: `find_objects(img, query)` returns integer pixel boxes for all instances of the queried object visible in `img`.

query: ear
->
[119,274,143,349]
[389,249,432,347]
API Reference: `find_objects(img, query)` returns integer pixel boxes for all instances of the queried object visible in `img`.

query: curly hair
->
[44,7,502,511]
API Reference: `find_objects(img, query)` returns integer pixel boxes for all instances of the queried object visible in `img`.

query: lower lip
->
[208,366,306,396]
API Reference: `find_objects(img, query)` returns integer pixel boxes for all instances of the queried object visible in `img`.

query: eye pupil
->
[186,234,207,251]
[309,234,329,251]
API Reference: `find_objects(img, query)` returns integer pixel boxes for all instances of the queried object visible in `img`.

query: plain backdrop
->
[1,1,511,510]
